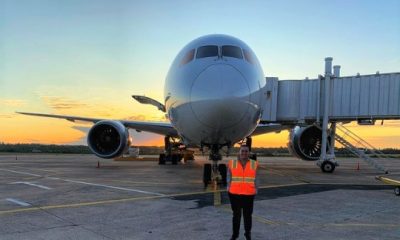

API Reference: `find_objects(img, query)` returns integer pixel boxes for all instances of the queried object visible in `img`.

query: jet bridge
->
[262,71,400,124]
[261,57,400,173]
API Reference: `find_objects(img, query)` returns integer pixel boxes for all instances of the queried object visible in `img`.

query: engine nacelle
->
[288,125,330,161]
[87,120,131,159]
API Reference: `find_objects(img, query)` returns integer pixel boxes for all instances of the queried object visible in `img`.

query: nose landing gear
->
[203,162,227,188]
[203,145,227,188]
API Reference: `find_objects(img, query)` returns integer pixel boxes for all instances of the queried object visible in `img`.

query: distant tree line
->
[0,143,92,154]
[0,143,399,157]
[0,143,166,155]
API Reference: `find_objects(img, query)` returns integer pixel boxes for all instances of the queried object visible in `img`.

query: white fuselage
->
[164,34,266,147]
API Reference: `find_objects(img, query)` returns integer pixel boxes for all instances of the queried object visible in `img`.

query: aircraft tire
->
[218,164,227,186]
[159,154,166,165]
[395,187,400,196]
[171,154,178,165]
[203,164,212,187]
[321,161,335,173]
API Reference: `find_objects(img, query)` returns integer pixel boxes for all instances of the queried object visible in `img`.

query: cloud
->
[89,108,118,117]
[0,99,27,107]
[125,114,166,122]
[41,96,89,110]
[39,96,134,118]
[125,115,148,121]
[0,114,14,119]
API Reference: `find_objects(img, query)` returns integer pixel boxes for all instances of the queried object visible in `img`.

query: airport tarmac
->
[0,154,399,240]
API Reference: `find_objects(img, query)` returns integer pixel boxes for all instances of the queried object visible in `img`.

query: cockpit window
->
[222,45,243,59]
[196,45,219,58]
[243,49,256,64]
[180,49,195,65]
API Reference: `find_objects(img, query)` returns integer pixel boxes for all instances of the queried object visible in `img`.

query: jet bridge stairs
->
[312,123,390,174]
[334,123,389,174]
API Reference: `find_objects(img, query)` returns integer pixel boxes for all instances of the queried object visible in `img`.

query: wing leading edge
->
[16,112,290,141]
[16,112,178,137]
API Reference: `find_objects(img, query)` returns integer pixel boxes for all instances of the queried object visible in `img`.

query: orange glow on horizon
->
[1,111,399,149]
[132,136,164,147]
[0,116,85,144]
[252,131,290,148]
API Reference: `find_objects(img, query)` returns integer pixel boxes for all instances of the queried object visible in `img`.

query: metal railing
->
[335,123,389,173]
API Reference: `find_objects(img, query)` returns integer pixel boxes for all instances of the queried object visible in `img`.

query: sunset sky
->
[1,0,399,148]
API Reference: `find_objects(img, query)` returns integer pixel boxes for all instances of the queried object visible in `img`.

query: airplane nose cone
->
[190,64,250,129]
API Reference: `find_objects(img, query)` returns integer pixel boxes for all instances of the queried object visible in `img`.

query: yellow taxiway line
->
[0,183,308,216]
[375,176,400,186]
[3,181,387,216]
[0,191,202,215]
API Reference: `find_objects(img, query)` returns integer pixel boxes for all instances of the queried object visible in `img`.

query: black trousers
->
[228,193,255,237]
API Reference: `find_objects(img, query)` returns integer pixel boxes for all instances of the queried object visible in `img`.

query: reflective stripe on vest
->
[250,160,256,170]
[231,160,256,170]
[228,159,258,195]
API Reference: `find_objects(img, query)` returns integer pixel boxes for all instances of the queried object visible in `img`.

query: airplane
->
[18,34,338,186]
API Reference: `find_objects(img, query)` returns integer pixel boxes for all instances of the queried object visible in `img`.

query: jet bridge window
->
[180,49,195,65]
[222,45,243,59]
[196,45,219,59]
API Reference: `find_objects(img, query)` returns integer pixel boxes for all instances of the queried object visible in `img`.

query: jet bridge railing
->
[335,123,389,173]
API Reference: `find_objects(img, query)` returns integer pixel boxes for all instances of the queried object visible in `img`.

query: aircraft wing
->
[251,123,291,136]
[16,112,178,137]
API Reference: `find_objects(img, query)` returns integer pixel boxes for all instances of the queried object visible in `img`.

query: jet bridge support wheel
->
[321,161,335,173]
[395,187,400,196]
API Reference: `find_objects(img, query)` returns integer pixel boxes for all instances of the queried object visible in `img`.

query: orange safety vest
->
[228,159,258,195]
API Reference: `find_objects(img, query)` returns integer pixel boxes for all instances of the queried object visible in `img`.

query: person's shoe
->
[244,232,251,240]
[230,235,238,240]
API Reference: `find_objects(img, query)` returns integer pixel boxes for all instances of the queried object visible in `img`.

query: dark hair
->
[239,144,249,149]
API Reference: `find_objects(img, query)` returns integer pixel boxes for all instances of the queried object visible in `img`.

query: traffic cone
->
[356,162,360,171]
[97,161,100,168]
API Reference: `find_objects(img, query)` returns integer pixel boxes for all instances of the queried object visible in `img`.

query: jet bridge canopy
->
[261,72,400,123]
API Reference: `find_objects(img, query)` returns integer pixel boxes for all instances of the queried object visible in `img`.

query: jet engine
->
[288,125,330,161]
[87,120,131,159]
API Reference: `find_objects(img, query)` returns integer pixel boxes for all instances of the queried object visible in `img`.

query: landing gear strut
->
[203,144,227,188]
[316,123,339,173]
[317,59,339,173]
